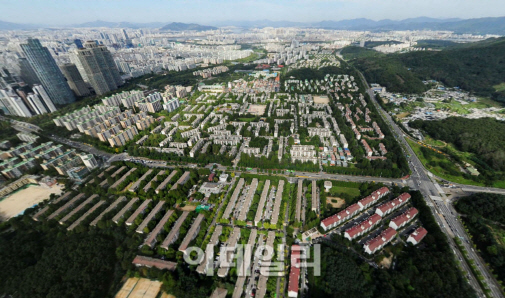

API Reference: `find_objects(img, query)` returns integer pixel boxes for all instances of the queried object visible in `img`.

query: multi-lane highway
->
[47,134,113,159]
[363,74,504,298]
[49,132,409,186]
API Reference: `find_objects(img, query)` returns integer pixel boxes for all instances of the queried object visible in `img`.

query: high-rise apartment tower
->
[75,41,123,96]
[20,38,76,105]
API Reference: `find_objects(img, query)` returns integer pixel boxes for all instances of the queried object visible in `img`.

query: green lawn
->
[470,97,504,108]
[330,186,360,198]
[442,97,503,113]
[492,180,505,189]
[493,82,505,92]
[257,180,266,193]
[238,117,256,122]
[433,101,472,114]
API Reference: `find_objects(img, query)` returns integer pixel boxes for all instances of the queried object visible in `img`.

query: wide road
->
[290,171,405,184]
[362,73,503,298]
[47,134,114,159]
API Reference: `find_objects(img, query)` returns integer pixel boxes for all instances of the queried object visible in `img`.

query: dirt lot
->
[179,205,197,211]
[396,112,410,119]
[247,104,267,115]
[313,95,330,104]
[326,196,345,208]
[379,254,393,269]
[0,184,62,220]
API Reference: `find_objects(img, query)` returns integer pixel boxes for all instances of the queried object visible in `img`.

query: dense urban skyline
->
[1,1,505,297]
[2,0,505,25]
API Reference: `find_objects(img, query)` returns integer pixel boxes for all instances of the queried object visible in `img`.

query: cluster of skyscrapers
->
[0,38,123,118]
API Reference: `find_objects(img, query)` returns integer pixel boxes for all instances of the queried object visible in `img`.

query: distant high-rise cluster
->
[0,68,17,90]
[0,39,77,117]
[0,89,32,117]
[0,37,125,118]
[0,84,57,117]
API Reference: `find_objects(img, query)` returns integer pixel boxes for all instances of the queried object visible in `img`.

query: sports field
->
[115,278,163,298]
[0,184,62,220]
[313,95,330,104]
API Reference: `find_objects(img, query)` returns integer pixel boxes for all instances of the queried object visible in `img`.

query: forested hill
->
[342,47,428,94]
[344,37,505,102]
[397,38,505,99]
[409,117,505,171]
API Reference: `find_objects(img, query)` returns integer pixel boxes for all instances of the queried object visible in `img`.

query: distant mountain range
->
[0,20,38,30]
[75,20,167,29]
[209,17,463,28]
[160,22,217,31]
[0,17,504,35]
[214,17,505,35]
[320,17,505,35]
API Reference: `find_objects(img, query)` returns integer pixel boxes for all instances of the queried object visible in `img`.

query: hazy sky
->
[2,0,505,25]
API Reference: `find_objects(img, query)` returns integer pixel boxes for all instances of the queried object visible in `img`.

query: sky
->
[2,0,505,25]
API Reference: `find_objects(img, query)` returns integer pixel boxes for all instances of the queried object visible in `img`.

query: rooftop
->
[132,255,177,271]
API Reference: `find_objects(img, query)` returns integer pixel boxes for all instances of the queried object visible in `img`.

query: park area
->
[323,183,362,208]
[0,184,62,220]
[326,196,346,208]
[328,185,360,199]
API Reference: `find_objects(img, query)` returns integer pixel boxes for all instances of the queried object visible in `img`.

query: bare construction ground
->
[247,104,267,115]
[179,204,197,211]
[0,184,62,220]
[313,95,330,104]
[379,254,393,269]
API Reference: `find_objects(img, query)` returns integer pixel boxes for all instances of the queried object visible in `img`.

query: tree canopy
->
[455,193,505,284]
[410,117,505,171]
